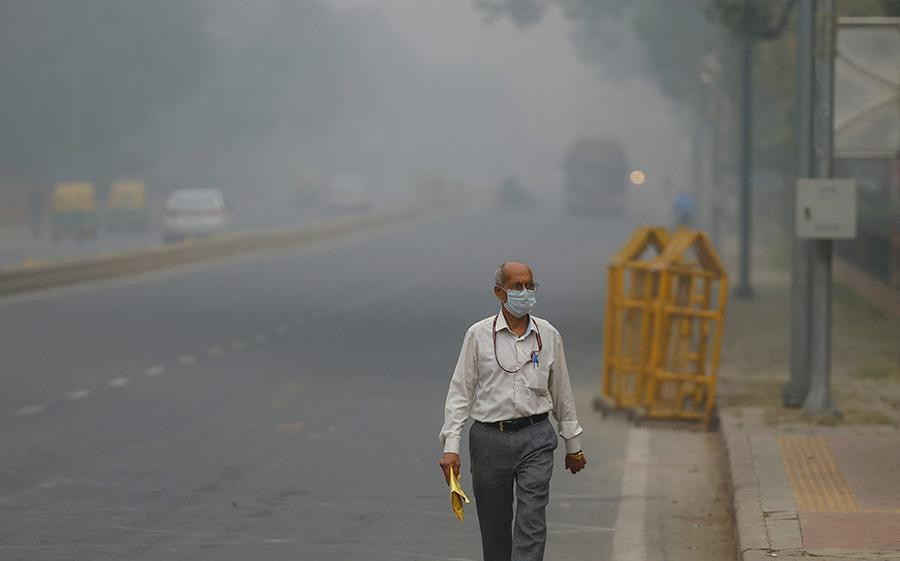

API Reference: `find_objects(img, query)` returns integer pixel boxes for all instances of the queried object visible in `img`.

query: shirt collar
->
[495,308,537,337]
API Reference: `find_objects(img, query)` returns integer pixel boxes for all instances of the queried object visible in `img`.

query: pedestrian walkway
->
[713,244,900,560]
[722,408,900,560]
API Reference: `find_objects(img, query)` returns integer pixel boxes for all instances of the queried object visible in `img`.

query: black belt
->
[477,413,548,433]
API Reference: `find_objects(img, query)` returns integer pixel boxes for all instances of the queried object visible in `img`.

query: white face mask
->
[502,288,536,318]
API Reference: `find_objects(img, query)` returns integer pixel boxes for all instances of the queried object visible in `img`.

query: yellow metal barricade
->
[598,227,670,413]
[638,229,728,427]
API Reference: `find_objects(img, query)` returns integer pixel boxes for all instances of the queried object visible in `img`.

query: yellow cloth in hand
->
[449,467,470,522]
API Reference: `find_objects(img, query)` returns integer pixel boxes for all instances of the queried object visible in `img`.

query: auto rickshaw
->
[105,180,148,232]
[51,181,99,241]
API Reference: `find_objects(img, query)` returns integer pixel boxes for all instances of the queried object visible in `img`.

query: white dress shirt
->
[440,310,584,455]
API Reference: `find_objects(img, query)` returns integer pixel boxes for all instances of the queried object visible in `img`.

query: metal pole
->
[783,0,814,407]
[803,0,839,416]
[735,28,754,298]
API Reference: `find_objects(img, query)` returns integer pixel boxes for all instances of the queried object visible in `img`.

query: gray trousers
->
[469,418,558,561]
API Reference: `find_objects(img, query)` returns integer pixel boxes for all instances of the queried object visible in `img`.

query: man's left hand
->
[565,451,587,474]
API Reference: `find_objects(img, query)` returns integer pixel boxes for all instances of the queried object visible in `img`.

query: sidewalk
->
[716,259,900,560]
[722,408,900,560]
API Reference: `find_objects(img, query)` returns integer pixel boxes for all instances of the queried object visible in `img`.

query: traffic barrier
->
[0,207,419,297]
[637,229,728,427]
[598,227,728,428]
[598,226,670,412]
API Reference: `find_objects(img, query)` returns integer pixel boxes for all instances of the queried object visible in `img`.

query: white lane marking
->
[208,347,223,357]
[232,340,246,351]
[177,355,196,365]
[275,324,288,335]
[145,365,166,376]
[0,477,62,504]
[65,389,91,401]
[108,377,130,388]
[255,332,268,343]
[13,404,45,417]
[612,427,650,561]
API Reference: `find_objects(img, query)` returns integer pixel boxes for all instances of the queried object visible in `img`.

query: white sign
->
[796,179,857,239]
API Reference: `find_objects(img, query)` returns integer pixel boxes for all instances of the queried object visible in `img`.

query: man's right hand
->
[438,452,461,485]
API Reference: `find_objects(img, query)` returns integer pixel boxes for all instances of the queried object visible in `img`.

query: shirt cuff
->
[563,434,583,455]
[442,435,461,455]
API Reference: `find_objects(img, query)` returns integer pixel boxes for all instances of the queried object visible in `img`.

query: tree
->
[0,1,214,184]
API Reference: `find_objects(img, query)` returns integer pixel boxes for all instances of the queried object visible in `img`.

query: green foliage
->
[476,0,548,26]
[838,0,900,17]
[476,0,712,109]
[703,0,797,38]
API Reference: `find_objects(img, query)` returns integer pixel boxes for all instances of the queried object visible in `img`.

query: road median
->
[0,207,418,297]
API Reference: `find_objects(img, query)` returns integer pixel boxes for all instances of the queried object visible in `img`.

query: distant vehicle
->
[494,176,536,211]
[162,188,230,243]
[326,173,371,213]
[563,137,629,215]
[51,181,99,242]
[105,180,148,232]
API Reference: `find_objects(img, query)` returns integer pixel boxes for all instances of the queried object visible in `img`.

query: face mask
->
[503,288,536,318]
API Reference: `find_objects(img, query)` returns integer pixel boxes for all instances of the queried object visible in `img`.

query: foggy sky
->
[150,0,689,219]
[2,0,692,223]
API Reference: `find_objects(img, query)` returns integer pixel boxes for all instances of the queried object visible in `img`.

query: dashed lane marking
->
[208,347,223,357]
[108,377,130,388]
[145,365,166,376]
[255,333,268,343]
[177,355,197,366]
[275,324,288,335]
[232,341,246,351]
[65,389,91,401]
[13,404,45,417]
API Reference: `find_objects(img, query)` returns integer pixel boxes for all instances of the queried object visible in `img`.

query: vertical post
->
[66,2,85,179]
[735,29,754,299]
[803,0,839,416]
[783,0,814,407]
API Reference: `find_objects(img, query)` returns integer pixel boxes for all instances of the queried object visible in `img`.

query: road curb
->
[721,409,770,560]
[0,207,419,297]
[720,408,806,561]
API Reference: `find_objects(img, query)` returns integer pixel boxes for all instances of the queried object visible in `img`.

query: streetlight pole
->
[735,27,754,299]
[783,0,814,407]
[802,0,839,416]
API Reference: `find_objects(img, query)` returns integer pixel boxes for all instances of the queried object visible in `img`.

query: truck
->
[564,137,629,215]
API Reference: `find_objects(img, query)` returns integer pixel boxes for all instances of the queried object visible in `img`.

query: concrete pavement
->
[722,408,900,560]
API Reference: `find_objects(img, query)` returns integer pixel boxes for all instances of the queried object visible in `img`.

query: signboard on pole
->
[796,178,857,239]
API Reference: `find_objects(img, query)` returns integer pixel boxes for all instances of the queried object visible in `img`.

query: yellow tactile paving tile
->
[778,435,859,513]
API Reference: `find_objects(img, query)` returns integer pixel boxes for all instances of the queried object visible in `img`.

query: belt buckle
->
[499,420,506,433]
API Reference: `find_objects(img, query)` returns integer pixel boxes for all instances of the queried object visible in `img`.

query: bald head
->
[494,261,533,288]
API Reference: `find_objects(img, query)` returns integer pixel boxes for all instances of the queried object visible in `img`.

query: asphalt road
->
[0,208,642,560]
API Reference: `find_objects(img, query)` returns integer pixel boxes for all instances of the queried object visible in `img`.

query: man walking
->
[439,261,587,561]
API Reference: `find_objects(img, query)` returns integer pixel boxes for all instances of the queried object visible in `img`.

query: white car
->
[163,189,231,242]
